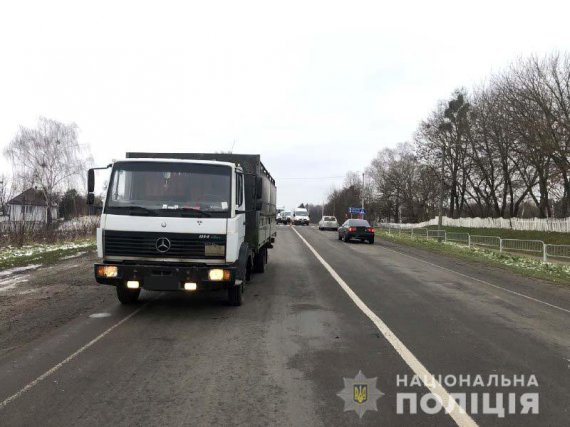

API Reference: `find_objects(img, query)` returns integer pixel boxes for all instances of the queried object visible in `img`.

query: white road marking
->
[292,227,478,427]
[378,244,570,315]
[0,304,148,410]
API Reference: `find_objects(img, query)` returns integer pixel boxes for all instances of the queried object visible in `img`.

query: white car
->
[318,216,339,230]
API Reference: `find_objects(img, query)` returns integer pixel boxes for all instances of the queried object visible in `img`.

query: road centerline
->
[0,303,150,410]
[292,226,478,427]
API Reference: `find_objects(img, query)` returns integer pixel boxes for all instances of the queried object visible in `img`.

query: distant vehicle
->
[276,206,285,223]
[292,208,310,226]
[338,219,375,244]
[278,210,292,224]
[318,216,338,230]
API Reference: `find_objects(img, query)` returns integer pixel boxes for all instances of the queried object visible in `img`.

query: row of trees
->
[1,117,92,225]
[324,53,570,223]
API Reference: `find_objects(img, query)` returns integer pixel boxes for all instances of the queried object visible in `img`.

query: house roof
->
[7,188,58,207]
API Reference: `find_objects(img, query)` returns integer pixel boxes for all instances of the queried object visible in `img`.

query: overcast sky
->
[1,0,569,209]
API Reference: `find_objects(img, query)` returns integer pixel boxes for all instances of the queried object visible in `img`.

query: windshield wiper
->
[158,207,212,217]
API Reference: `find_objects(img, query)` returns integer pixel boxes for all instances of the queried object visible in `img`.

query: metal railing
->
[500,239,545,261]
[427,229,446,239]
[470,235,501,249]
[445,232,470,245]
[545,244,570,261]
[411,228,427,238]
[380,225,569,264]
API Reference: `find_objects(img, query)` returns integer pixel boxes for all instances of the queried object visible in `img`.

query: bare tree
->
[321,53,569,223]
[0,173,14,217]
[4,117,92,226]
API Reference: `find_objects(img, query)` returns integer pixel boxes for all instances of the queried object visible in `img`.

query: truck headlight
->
[96,265,118,278]
[208,269,231,281]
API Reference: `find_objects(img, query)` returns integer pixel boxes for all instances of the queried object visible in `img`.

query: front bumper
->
[94,262,237,291]
[293,219,310,225]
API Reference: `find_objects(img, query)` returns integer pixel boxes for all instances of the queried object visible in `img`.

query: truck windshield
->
[105,161,231,218]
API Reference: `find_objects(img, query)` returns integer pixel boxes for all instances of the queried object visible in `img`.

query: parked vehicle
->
[318,216,338,230]
[87,152,277,306]
[292,208,310,225]
[338,219,375,244]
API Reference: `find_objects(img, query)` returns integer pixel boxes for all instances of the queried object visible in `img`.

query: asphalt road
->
[0,226,569,426]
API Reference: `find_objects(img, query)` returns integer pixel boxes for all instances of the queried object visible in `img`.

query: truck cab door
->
[235,171,246,244]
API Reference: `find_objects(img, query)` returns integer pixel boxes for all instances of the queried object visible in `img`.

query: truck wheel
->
[368,238,375,244]
[228,283,243,306]
[245,256,253,282]
[343,234,350,243]
[116,285,140,304]
[338,233,342,240]
[254,248,267,273]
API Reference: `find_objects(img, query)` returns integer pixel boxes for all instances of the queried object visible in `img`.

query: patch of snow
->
[61,252,86,260]
[0,264,42,278]
[0,274,30,292]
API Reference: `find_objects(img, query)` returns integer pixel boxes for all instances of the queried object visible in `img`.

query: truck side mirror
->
[87,169,95,193]
[255,199,263,211]
[255,176,263,199]
[87,193,95,205]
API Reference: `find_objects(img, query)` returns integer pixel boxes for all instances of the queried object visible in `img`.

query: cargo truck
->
[87,153,277,306]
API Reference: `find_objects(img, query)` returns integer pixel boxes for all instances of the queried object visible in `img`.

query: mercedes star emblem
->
[156,237,171,253]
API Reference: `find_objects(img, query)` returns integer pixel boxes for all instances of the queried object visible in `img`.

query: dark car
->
[338,219,375,244]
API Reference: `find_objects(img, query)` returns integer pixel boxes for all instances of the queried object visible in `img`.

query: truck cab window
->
[236,172,244,208]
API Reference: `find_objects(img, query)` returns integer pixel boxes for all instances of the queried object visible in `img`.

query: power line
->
[277,176,345,180]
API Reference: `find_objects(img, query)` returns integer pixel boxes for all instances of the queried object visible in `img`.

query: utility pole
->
[438,146,445,231]
[436,139,447,243]
[0,180,4,218]
[437,120,451,235]
[361,172,365,219]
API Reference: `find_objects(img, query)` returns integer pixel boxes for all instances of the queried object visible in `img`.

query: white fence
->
[382,216,570,233]
[382,226,570,263]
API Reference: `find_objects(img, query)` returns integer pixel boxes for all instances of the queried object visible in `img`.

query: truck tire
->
[246,257,253,282]
[254,247,267,273]
[116,285,140,304]
[228,283,243,306]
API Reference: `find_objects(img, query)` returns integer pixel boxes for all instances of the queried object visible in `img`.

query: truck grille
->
[104,230,226,259]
